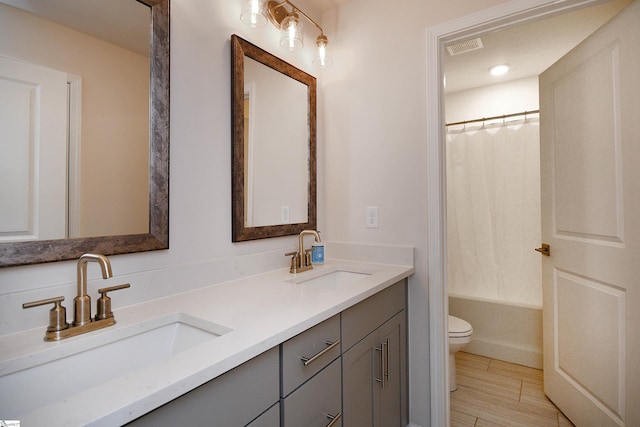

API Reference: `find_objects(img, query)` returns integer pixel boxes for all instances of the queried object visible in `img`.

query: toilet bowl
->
[448,315,473,392]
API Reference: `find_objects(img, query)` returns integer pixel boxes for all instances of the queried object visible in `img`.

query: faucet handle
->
[23,296,69,334]
[285,251,300,273]
[304,248,315,266]
[95,283,130,321]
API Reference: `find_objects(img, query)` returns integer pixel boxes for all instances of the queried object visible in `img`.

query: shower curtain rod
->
[446,109,540,127]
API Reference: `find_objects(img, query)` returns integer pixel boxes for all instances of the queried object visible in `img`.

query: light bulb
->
[280,12,303,51]
[287,23,297,47]
[313,35,333,68]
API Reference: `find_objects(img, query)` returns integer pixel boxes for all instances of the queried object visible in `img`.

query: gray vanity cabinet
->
[342,280,408,427]
[126,346,280,427]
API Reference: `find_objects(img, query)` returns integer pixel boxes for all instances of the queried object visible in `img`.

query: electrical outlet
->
[281,205,290,223]
[366,206,379,228]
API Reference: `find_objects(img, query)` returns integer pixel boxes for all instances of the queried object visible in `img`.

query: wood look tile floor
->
[450,352,575,427]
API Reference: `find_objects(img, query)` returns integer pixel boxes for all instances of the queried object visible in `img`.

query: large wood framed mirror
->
[0,0,169,267]
[231,35,316,242]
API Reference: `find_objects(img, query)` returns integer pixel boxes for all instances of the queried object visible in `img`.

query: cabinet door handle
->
[325,411,342,427]
[375,344,385,388]
[383,338,390,383]
[300,340,340,366]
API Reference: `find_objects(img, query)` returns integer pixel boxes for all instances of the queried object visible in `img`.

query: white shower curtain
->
[446,120,542,307]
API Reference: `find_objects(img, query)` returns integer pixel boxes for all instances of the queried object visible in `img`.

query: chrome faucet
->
[22,253,130,341]
[286,230,321,273]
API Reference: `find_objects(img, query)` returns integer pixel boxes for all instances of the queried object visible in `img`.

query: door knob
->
[535,243,550,256]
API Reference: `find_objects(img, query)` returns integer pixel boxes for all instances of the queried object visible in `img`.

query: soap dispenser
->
[311,234,324,264]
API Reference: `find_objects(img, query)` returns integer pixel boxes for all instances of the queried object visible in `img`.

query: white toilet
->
[448,315,473,392]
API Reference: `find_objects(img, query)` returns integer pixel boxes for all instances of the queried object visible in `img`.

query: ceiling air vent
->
[446,37,484,56]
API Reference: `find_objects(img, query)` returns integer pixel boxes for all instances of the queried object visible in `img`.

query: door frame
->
[425,0,607,425]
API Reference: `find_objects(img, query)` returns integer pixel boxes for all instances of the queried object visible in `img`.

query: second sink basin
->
[290,267,374,289]
[0,313,232,417]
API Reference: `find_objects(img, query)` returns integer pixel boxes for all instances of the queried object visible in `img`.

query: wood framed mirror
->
[0,0,169,267]
[231,35,316,242]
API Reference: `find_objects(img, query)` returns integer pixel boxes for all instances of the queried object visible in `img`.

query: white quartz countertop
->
[0,260,414,426]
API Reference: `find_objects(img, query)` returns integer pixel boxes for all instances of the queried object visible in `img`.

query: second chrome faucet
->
[286,230,322,273]
[23,253,130,341]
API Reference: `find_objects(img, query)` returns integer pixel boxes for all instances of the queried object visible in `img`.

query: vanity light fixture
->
[240,0,333,67]
[490,64,510,76]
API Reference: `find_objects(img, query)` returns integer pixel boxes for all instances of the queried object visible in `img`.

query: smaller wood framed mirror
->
[231,35,317,242]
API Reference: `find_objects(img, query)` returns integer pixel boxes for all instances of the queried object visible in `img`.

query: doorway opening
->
[425,1,632,425]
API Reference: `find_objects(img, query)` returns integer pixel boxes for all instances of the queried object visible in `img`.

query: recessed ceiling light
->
[490,64,510,76]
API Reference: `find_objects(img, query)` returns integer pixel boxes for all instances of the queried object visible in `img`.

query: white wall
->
[0,1,517,426]
[321,1,509,425]
[445,76,539,124]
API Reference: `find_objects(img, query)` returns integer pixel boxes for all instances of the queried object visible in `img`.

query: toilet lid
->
[448,315,473,338]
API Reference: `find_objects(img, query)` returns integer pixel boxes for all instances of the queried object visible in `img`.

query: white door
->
[0,57,68,241]
[539,1,640,426]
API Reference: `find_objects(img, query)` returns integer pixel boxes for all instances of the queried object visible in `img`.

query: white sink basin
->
[290,268,373,289]
[0,313,231,416]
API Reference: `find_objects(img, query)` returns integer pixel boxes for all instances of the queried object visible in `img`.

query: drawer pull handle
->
[325,411,342,427]
[300,340,340,366]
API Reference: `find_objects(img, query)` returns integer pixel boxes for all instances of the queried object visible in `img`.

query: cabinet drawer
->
[283,358,342,427]
[342,279,406,352]
[282,314,340,396]
[127,347,279,427]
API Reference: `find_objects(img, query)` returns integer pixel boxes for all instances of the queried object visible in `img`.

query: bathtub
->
[448,294,542,369]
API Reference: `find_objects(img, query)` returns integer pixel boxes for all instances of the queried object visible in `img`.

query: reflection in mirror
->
[0,1,150,240]
[244,56,309,227]
[0,0,169,267]
[231,35,316,241]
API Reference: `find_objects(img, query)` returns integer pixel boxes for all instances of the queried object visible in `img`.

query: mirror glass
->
[231,35,317,241]
[0,0,169,267]
[244,56,309,227]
